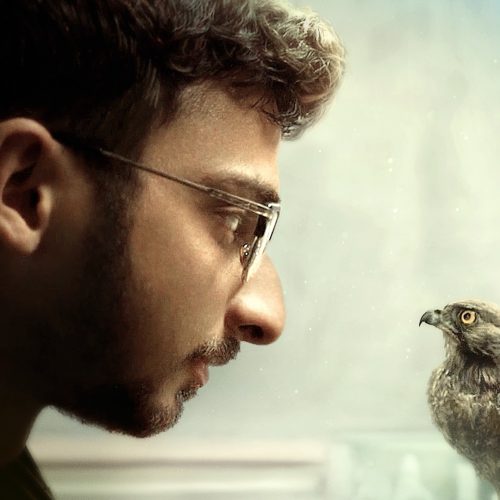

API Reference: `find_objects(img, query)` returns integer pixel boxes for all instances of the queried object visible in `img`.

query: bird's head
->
[420,300,500,361]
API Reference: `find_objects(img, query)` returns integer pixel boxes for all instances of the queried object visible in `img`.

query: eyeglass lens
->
[240,208,279,282]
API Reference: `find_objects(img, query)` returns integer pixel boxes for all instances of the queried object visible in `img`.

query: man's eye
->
[219,210,257,244]
[224,213,243,233]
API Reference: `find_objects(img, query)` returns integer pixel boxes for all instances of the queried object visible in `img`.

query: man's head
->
[1,0,344,155]
[0,0,344,438]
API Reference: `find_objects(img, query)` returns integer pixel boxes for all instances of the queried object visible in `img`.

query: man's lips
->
[190,357,209,386]
[187,338,241,388]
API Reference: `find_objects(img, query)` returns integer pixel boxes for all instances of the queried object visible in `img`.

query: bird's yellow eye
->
[460,310,476,325]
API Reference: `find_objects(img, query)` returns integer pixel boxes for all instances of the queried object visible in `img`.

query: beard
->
[57,377,186,438]
[31,172,241,438]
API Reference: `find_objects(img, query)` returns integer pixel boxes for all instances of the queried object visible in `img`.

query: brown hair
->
[0,0,344,157]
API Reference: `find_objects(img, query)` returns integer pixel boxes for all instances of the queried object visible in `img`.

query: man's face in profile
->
[31,83,285,437]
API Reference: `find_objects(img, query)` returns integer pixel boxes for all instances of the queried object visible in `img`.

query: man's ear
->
[0,118,58,254]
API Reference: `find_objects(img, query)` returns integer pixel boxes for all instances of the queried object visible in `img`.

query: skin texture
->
[420,299,500,494]
[0,82,285,464]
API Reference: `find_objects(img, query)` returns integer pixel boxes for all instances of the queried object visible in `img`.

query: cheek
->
[122,188,237,369]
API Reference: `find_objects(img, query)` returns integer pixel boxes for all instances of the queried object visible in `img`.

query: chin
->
[55,379,191,438]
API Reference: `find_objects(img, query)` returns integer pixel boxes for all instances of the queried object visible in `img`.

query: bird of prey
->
[420,299,500,495]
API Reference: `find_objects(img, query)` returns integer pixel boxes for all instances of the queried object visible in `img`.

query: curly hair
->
[0,0,345,155]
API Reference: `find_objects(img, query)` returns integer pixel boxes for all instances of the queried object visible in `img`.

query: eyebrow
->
[199,172,281,205]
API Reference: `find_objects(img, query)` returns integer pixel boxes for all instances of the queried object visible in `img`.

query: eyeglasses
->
[55,135,280,283]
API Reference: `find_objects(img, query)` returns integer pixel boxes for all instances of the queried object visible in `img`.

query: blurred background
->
[29,0,500,498]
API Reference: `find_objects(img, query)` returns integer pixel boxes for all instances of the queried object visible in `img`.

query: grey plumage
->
[420,299,500,495]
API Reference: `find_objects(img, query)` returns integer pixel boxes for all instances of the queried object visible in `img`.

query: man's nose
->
[225,256,285,345]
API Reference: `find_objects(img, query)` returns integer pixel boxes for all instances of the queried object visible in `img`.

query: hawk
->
[420,299,500,495]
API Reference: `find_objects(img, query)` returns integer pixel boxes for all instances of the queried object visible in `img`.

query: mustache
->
[188,337,241,366]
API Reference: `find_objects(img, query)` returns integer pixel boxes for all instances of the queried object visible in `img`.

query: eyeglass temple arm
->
[52,132,279,220]
[97,149,278,219]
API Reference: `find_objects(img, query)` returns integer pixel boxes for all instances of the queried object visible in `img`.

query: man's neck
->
[0,384,42,467]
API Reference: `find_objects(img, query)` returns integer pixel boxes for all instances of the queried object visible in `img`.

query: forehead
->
[179,82,272,120]
[141,81,281,190]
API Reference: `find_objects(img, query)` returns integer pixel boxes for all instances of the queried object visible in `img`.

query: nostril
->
[240,325,265,343]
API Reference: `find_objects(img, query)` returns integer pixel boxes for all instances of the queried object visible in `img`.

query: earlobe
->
[0,119,57,254]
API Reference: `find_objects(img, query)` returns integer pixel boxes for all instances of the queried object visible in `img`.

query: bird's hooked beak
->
[419,309,442,327]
